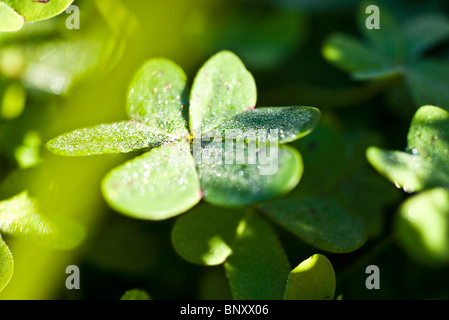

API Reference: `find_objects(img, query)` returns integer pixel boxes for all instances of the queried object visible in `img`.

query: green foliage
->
[395,188,449,264]
[189,51,257,134]
[0,192,85,249]
[0,0,74,31]
[368,105,449,264]
[284,254,336,300]
[172,204,337,300]
[173,206,290,299]
[367,105,449,192]
[0,191,86,292]
[47,51,320,220]
[257,116,399,253]
[172,205,243,266]
[323,2,449,110]
[3,0,449,301]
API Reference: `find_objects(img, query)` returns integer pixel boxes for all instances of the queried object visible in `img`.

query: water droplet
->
[403,184,415,194]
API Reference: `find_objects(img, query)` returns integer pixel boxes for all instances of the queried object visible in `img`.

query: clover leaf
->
[0,0,74,31]
[0,191,86,292]
[284,254,336,300]
[368,105,449,264]
[259,196,366,253]
[322,2,449,110]
[47,51,320,220]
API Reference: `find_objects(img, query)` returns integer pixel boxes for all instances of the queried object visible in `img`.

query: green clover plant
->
[0,0,74,31]
[367,105,449,265]
[322,2,449,110]
[172,204,335,299]
[0,191,85,292]
[46,51,320,220]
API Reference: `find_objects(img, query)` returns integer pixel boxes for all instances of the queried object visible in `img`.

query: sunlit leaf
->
[102,141,201,220]
[46,121,174,156]
[0,192,86,250]
[407,105,449,169]
[367,105,449,192]
[284,254,336,300]
[172,205,245,265]
[1,0,74,22]
[395,188,449,265]
[208,106,321,144]
[189,51,256,134]
[366,148,428,193]
[127,59,189,136]
[121,289,151,300]
[260,196,366,253]
[197,141,303,207]
[0,2,23,32]
[0,235,13,292]
[224,213,290,300]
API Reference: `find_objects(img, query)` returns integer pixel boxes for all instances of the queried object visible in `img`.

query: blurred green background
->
[1,0,449,300]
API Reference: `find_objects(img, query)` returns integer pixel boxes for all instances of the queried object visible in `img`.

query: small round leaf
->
[284,254,336,300]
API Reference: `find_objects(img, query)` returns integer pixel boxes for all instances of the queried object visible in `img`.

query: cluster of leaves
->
[46,51,320,219]
[0,0,133,176]
[44,51,348,299]
[3,0,449,300]
[0,0,127,294]
[258,115,400,254]
[319,1,449,268]
[0,192,85,291]
[323,1,449,112]
[172,205,336,299]
[368,105,449,265]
